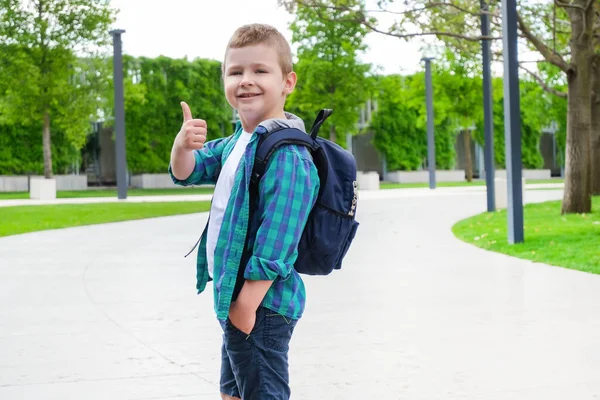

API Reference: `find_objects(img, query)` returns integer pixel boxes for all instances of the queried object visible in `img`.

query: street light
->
[501,0,524,244]
[481,0,496,212]
[421,54,436,190]
[110,28,127,200]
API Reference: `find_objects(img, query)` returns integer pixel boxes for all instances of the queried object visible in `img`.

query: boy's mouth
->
[238,93,261,99]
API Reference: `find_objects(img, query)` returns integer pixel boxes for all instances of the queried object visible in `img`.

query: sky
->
[109,0,426,76]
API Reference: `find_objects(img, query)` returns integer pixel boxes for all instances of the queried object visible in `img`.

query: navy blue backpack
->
[245,109,360,277]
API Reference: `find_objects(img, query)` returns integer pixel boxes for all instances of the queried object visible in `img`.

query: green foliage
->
[0,53,231,175]
[371,56,562,171]
[0,122,80,174]
[370,72,458,171]
[370,75,424,171]
[0,50,111,174]
[0,123,43,174]
[0,0,116,176]
[107,56,232,174]
[0,201,211,237]
[286,0,373,145]
[473,78,558,169]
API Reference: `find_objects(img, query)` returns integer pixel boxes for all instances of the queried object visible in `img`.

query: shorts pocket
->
[225,317,251,339]
[263,312,297,352]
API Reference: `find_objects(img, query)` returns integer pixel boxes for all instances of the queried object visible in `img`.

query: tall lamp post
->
[501,0,524,244]
[422,56,436,190]
[481,0,496,212]
[110,29,128,200]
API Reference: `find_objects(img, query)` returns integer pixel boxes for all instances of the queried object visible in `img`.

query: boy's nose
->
[240,75,254,87]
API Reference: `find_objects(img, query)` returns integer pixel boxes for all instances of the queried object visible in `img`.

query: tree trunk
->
[463,129,473,182]
[591,56,600,196]
[43,109,53,179]
[329,124,336,143]
[561,8,594,214]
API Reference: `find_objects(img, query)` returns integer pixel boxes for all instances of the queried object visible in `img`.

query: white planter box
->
[30,178,56,200]
[357,171,380,190]
[387,170,466,183]
[28,175,88,191]
[495,169,551,180]
[131,174,180,189]
[56,175,87,190]
[0,175,87,192]
[0,176,28,192]
[494,177,526,209]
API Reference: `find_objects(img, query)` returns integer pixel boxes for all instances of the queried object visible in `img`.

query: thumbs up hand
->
[175,101,207,151]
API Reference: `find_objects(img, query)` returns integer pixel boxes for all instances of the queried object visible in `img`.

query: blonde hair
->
[223,24,293,76]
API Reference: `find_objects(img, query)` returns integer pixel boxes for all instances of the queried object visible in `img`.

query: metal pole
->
[481,0,496,212]
[110,29,127,200]
[423,57,436,189]
[501,0,524,243]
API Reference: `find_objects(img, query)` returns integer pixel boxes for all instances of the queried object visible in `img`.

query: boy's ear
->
[283,71,297,95]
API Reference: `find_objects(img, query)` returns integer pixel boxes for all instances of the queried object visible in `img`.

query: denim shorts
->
[219,306,298,400]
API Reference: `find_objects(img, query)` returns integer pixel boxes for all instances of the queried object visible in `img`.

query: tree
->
[0,0,116,179]
[284,0,373,146]
[592,33,600,195]
[280,0,599,214]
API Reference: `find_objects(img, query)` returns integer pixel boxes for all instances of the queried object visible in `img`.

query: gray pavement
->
[2,187,600,399]
[0,182,563,208]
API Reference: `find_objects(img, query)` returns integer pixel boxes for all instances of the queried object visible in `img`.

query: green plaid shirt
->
[169,114,319,321]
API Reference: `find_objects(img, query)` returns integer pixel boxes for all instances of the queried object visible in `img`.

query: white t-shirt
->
[206,130,253,279]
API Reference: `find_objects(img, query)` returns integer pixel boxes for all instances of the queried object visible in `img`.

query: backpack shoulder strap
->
[308,109,333,140]
[251,127,318,185]
[251,108,333,183]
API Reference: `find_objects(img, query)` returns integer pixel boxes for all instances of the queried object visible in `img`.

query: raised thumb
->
[181,101,192,122]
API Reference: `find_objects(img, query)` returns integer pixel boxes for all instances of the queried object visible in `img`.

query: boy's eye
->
[229,71,242,76]
[256,69,267,74]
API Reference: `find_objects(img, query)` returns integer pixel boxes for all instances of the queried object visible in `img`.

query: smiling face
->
[223,43,297,133]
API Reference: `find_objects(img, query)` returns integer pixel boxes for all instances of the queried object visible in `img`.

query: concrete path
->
[0,182,563,208]
[2,187,600,399]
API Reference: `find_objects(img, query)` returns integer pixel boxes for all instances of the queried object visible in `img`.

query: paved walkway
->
[2,187,600,399]
[0,182,564,208]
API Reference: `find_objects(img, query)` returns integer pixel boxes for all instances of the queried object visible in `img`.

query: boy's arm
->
[169,102,229,185]
[169,139,229,186]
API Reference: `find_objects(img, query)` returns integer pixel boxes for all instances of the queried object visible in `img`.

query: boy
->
[169,24,319,400]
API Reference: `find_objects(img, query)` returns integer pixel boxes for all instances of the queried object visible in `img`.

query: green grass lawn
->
[0,187,215,200]
[0,201,211,237]
[452,196,600,274]
[381,179,563,190]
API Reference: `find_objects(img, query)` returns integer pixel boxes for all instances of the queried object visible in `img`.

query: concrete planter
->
[30,178,56,200]
[494,177,526,209]
[56,175,87,190]
[387,170,466,184]
[131,174,179,189]
[0,175,87,192]
[357,171,380,190]
[0,176,28,192]
[495,169,551,180]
